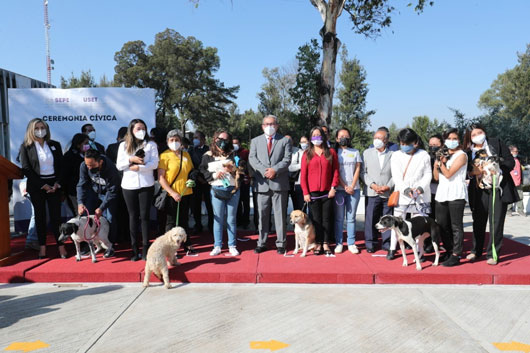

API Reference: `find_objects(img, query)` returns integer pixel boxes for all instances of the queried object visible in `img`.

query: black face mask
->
[89,166,100,174]
[216,139,230,151]
[429,146,440,154]
[339,137,350,147]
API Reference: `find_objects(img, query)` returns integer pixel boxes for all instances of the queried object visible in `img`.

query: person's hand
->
[379,185,390,193]
[78,204,85,215]
[216,170,226,179]
[52,183,60,192]
[95,208,103,218]
[304,194,311,203]
[129,156,144,164]
[440,156,448,164]
[171,191,181,202]
[264,168,276,179]
[328,188,336,198]
[129,164,140,171]
[42,184,52,192]
[345,186,354,195]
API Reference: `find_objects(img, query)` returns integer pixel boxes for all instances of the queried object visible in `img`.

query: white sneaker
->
[228,246,239,256]
[334,244,343,254]
[348,245,359,254]
[209,246,221,256]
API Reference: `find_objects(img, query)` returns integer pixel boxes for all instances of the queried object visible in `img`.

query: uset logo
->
[83,97,98,102]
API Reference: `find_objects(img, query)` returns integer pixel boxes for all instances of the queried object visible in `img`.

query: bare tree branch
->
[309,0,327,23]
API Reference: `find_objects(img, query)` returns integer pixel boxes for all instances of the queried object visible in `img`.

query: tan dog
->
[290,210,316,257]
[143,227,187,289]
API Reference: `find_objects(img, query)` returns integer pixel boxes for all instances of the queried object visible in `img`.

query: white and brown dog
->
[58,216,114,263]
[375,215,441,271]
[143,226,187,289]
[290,210,316,257]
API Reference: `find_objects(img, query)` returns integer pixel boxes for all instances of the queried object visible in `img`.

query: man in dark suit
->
[189,130,213,233]
[249,115,292,254]
[82,123,105,154]
[106,127,127,164]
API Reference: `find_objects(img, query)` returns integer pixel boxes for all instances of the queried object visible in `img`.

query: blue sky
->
[1,0,529,130]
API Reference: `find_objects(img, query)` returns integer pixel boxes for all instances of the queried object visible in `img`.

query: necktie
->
[267,136,272,155]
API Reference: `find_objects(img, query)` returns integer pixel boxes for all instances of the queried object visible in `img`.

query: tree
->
[226,105,264,146]
[114,29,239,132]
[61,70,117,88]
[332,47,374,150]
[309,0,432,126]
[410,115,449,143]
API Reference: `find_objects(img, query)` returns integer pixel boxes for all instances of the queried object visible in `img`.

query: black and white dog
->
[58,216,114,263]
[375,215,441,271]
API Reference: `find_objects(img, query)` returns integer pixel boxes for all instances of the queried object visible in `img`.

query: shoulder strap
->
[168,151,183,188]
[402,154,414,178]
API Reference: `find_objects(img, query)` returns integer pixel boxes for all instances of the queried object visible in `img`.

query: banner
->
[8,87,156,229]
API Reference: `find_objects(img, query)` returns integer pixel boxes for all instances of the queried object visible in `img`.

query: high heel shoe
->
[38,245,46,259]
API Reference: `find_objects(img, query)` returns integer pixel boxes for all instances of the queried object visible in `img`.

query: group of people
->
[19,114,523,267]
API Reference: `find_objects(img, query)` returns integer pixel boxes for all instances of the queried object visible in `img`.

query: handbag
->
[153,151,183,211]
[212,185,234,200]
[387,154,414,207]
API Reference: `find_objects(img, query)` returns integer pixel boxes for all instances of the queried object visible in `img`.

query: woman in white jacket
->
[388,128,432,260]
[116,119,159,261]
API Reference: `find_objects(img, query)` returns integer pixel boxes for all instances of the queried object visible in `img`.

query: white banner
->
[8,87,156,227]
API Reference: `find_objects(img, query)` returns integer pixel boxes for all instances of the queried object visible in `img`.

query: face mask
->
[233,144,240,151]
[193,138,200,147]
[168,141,181,151]
[311,136,323,146]
[512,154,518,158]
[339,137,350,147]
[34,129,47,138]
[445,140,459,150]
[471,133,486,145]
[300,143,308,150]
[89,165,100,174]
[373,138,385,149]
[82,144,90,152]
[429,146,440,154]
[400,144,414,154]
[88,131,96,140]
[134,129,146,140]
[216,139,229,151]
[264,125,276,136]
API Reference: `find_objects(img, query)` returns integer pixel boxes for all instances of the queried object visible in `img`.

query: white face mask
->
[264,125,276,136]
[88,131,96,140]
[373,138,385,149]
[134,129,146,140]
[168,141,181,151]
[300,143,308,150]
[233,144,240,151]
[34,129,47,138]
[471,133,486,145]
[311,139,323,146]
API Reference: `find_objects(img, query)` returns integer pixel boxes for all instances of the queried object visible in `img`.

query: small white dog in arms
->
[58,216,114,263]
[143,226,187,289]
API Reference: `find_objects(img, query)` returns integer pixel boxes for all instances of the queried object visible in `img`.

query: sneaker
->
[486,258,498,266]
[348,245,359,254]
[334,244,343,254]
[186,247,199,256]
[228,246,239,256]
[442,255,460,267]
[466,253,477,261]
[209,246,221,256]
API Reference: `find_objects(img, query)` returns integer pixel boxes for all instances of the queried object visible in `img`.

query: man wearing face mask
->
[249,115,292,254]
[362,127,394,253]
[81,124,105,154]
[77,148,121,249]
[508,145,526,217]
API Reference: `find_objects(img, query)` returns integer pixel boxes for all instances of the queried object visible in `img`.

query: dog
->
[290,210,316,257]
[375,215,441,271]
[473,149,503,189]
[143,226,187,289]
[435,145,450,161]
[58,216,114,263]
[221,159,246,194]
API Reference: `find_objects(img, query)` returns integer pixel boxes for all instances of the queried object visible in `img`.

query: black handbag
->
[153,151,182,210]
[212,185,234,200]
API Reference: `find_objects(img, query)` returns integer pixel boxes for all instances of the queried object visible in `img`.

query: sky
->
[1,0,530,131]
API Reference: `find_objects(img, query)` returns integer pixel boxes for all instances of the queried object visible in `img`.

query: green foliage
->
[226,105,264,146]
[113,29,239,132]
[332,47,374,151]
[409,115,449,143]
[388,122,400,143]
[60,70,117,88]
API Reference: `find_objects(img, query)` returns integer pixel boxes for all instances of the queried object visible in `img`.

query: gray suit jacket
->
[362,147,394,198]
[249,133,292,192]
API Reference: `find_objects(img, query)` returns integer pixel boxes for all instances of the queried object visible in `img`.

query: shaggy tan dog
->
[143,227,187,289]
[290,210,316,257]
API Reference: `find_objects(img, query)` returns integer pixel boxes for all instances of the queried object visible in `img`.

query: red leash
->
[80,207,101,241]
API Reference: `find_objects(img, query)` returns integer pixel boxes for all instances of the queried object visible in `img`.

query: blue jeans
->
[211,186,240,248]
[26,196,38,243]
[334,189,360,246]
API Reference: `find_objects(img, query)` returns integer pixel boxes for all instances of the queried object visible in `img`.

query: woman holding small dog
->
[18,118,67,259]
[199,129,240,257]
[158,129,197,255]
[117,119,159,261]
[433,128,468,267]
[300,126,339,255]
[463,123,518,265]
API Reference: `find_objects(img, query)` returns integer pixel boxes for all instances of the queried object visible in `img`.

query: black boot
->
[142,243,149,260]
[131,245,141,261]
[386,250,396,260]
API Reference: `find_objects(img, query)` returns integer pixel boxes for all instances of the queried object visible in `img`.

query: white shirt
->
[471,139,492,159]
[435,150,468,202]
[288,147,304,184]
[337,147,362,190]
[116,141,159,190]
[35,141,55,177]
[376,148,388,170]
[390,149,432,204]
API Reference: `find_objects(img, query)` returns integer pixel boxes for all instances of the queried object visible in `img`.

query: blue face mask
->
[193,138,200,147]
[445,140,459,150]
[400,144,414,153]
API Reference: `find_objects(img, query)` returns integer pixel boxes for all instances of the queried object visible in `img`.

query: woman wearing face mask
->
[199,129,240,256]
[463,123,518,265]
[62,133,90,217]
[18,118,66,259]
[300,127,339,255]
[433,128,468,266]
[157,129,196,254]
[116,119,159,261]
[288,135,309,211]
[333,128,362,254]
[388,128,432,260]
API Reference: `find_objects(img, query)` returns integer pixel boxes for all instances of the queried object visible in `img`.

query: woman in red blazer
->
[300,126,339,255]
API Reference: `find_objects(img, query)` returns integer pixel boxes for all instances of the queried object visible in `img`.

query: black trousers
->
[191,182,213,231]
[364,196,393,250]
[237,182,250,226]
[165,194,191,248]
[123,186,154,255]
[289,183,304,212]
[435,199,466,255]
[29,186,62,246]
[470,188,507,259]
[308,191,333,244]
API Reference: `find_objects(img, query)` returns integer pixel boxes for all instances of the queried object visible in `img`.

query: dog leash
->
[80,206,100,242]
[491,174,498,262]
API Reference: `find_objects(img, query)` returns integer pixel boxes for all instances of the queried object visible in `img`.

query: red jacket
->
[300,148,339,195]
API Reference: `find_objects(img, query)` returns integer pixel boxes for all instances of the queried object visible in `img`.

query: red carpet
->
[3,231,530,285]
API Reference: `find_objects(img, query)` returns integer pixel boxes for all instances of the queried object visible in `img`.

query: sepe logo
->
[83,96,98,102]
[54,97,70,103]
